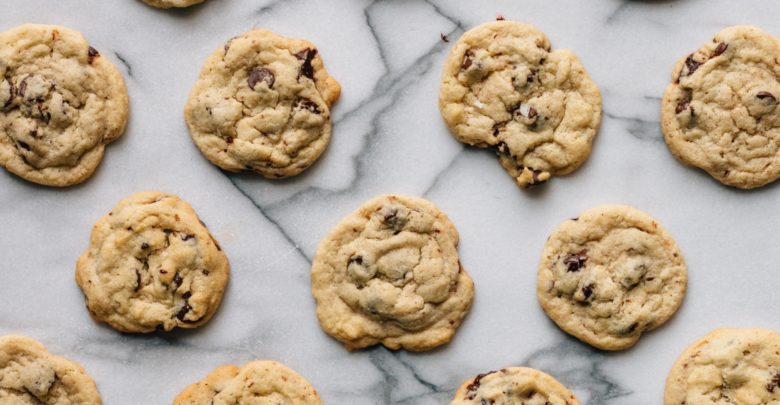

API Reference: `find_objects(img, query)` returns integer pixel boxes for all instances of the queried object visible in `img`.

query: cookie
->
[536,205,687,350]
[142,0,204,8]
[185,29,341,179]
[0,335,101,404]
[75,191,229,333]
[174,360,322,405]
[662,26,780,189]
[665,328,780,404]
[0,24,128,187]
[439,20,601,188]
[451,367,580,405]
[310,194,474,351]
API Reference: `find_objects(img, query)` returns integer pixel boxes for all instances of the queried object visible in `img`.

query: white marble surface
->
[2,0,780,403]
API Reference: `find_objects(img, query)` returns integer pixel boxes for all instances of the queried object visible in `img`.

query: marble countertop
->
[2,0,780,403]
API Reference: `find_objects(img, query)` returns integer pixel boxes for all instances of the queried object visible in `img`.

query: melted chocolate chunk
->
[676,91,693,114]
[18,76,28,98]
[17,141,31,151]
[564,251,588,272]
[683,55,702,77]
[582,284,594,299]
[767,373,780,392]
[294,48,317,80]
[247,67,275,90]
[712,42,728,57]
[88,46,100,64]
[295,98,321,114]
[495,141,509,156]
[175,302,192,321]
[465,371,497,400]
[462,50,474,70]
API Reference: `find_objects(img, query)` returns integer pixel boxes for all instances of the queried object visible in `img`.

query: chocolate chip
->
[141,242,149,249]
[18,76,28,98]
[202,269,209,276]
[530,169,547,186]
[496,15,505,21]
[582,284,594,299]
[462,50,474,70]
[175,302,192,321]
[622,322,639,335]
[712,42,728,57]
[173,273,183,288]
[182,291,192,300]
[225,136,233,144]
[294,48,317,80]
[757,91,777,102]
[295,98,320,114]
[527,107,538,119]
[17,141,30,151]
[384,210,397,223]
[348,255,363,266]
[134,269,141,292]
[676,91,692,114]
[683,55,702,77]
[181,233,194,241]
[440,33,449,43]
[564,251,587,272]
[247,67,275,90]
[465,371,497,400]
[87,46,100,64]
[767,373,780,392]
[160,269,168,274]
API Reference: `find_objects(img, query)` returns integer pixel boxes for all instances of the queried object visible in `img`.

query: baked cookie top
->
[0,335,101,404]
[75,191,229,333]
[142,0,205,8]
[439,20,601,188]
[661,25,780,189]
[0,24,128,187]
[173,360,322,405]
[665,328,780,405]
[537,205,687,350]
[310,194,474,351]
[451,367,580,405]
[185,29,341,179]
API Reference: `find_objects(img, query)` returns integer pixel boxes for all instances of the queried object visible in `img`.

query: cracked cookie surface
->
[537,205,687,350]
[185,29,340,179]
[142,0,205,8]
[439,21,601,188]
[665,328,780,405]
[0,335,101,404]
[451,367,580,405]
[0,24,128,187]
[75,191,229,333]
[662,26,780,189]
[310,195,474,351]
[174,360,322,405]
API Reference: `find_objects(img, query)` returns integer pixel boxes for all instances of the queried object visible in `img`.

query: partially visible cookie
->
[0,335,101,404]
[185,29,341,179]
[451,367,580,405]
[537,205,687,350]
[662,25,780,189]
[75,191,229,333]
[665,328,780,404]
[439,20,601,188]
[174,360,322,405]
[0,24,128,187]
[310,194,474,351]
[142,0,204,8]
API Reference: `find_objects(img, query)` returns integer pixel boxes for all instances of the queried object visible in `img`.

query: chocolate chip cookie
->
[142,0,205,8]
[662,26,780,189]
[439,20,601,188]
[0,335,101,404]
[310,195,474,351]
[665,328,780,404]
[174,360,322,405]
[75,191,229,333]
[451,367,580,405]
[537,205,687,350]
[185,29,341,179]
[0,24,128,187]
